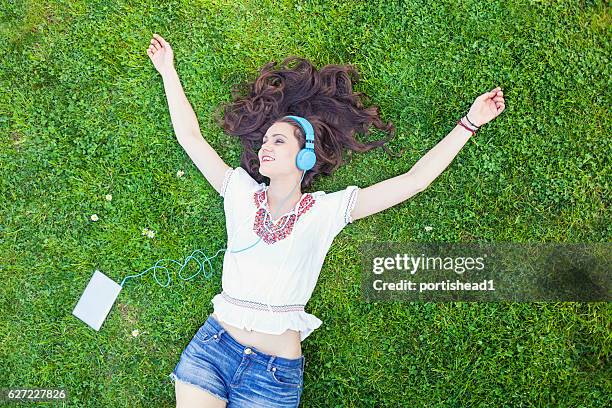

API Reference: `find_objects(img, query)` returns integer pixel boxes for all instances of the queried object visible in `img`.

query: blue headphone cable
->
[119,171,307,288]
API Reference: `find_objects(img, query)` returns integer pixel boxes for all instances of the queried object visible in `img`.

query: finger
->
[151,38,161,50]
[479,92,492,101]
[153,34,165,48]
[154,33,168,47]
[151,38,162,50]
[489,87,502,97]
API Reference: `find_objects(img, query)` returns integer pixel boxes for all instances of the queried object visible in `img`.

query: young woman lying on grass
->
[147,33,505,408]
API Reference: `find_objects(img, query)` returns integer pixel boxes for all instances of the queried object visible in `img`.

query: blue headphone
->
[284,115,316,172]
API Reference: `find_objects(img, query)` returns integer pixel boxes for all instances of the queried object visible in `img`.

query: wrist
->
[160,66,177,80]
[464,114,481,129]
[456,120,475,137]
[460,118,478,132]
[456,116,477,135]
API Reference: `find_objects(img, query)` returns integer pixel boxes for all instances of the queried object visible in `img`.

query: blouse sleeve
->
[317,185,360,241]
[220,166,262,201]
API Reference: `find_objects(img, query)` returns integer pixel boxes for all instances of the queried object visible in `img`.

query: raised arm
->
[147,34,230,195]
[351,87,506,222]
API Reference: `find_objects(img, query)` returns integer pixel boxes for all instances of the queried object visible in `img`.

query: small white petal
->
[105,194,113,201]
[424,226,433,232]
[91,214,99,221]
[131,329,140,337]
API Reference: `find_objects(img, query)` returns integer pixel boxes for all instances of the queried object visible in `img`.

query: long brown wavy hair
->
[212,56,405,191]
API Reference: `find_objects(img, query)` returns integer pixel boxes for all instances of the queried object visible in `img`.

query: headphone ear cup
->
[296,148,316,171]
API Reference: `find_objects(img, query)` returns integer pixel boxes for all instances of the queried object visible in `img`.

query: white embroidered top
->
[210,166,359,342]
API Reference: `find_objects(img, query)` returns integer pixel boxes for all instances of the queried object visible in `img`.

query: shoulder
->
[312,186,359,203]
[299,186,360,240]
[310,186,359,220]
[221,166,266,199]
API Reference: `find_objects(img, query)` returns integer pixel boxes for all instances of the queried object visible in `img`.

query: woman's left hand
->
[466,87,506,127]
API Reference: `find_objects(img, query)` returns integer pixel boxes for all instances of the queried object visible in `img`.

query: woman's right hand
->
[147,33,175,76]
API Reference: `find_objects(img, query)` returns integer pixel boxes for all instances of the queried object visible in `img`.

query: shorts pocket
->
[194,325,216,344]
[270,366,302,387]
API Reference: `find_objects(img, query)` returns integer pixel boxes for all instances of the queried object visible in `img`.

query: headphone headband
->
[280,115,317,172]
[283,115,314,149]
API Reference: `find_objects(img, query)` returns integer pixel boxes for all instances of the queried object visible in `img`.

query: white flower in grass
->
[131,329,140,337]
[141,228,156,238]
[105,194,113,201]
[424,226,433,232]
[176,170,184,178]
[90,214,99,222]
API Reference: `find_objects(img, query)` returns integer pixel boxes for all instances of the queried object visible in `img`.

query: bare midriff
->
[211,313,302,360]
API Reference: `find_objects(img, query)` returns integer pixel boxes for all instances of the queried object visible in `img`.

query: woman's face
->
[258,121,302,178]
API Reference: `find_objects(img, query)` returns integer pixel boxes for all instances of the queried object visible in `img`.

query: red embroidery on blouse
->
[252,189,315,244]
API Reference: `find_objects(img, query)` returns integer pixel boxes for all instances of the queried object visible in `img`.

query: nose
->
[261,144,273,154]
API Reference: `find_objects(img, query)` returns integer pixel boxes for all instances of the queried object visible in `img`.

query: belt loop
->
[267,356,275,371]
[301,356,305,371]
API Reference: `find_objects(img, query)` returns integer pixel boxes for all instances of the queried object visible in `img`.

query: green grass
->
[1,0,610,406]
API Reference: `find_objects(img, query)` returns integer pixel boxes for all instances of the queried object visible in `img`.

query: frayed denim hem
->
[169,372,229,403]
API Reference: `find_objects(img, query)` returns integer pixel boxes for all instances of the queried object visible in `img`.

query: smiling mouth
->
[261,156,275,162]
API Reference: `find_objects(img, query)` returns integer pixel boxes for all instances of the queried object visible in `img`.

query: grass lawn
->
[1,0,610,406]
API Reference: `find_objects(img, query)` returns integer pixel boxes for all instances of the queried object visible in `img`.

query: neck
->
[266,174,303,220]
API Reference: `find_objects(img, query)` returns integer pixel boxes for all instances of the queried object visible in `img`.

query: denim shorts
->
[169,314,305,407]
